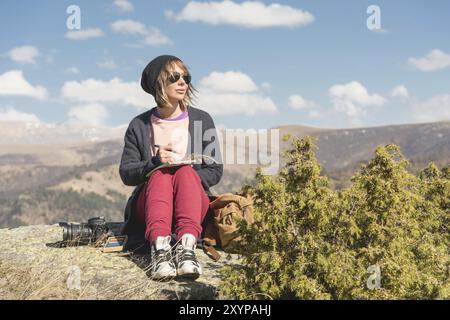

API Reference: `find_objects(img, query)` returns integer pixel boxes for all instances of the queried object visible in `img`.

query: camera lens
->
[59,222,94,244]
[58,217,111,246]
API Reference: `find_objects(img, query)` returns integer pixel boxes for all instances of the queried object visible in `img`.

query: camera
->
[58,216,122,246]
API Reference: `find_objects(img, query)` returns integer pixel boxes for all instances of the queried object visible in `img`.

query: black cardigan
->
[118,106,223,250]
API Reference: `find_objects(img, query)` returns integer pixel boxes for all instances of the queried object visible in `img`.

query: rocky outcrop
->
[0,225,240,300]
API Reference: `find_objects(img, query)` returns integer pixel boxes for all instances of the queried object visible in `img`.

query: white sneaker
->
[176,233,203,279]
[151,235,176,281]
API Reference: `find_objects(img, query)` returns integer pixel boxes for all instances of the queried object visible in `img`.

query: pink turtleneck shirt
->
[150,108,189,161]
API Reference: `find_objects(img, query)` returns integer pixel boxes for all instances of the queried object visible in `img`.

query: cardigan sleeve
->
[195,112,224,189]
[119,123,162,186]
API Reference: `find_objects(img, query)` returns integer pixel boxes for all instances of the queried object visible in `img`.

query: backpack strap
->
[202,239,221,261]
[209,193,236,209]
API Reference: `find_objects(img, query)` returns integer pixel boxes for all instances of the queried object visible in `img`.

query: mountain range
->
[0,120,448,228]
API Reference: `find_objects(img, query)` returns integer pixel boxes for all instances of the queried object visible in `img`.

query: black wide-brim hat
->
[140,54,181,97]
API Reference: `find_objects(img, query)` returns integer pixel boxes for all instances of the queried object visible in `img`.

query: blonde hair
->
[154,58,198,111]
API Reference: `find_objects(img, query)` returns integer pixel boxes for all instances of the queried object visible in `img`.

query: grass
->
[0,244,161,300]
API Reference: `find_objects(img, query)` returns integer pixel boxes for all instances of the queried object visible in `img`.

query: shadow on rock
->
[159,282,219,300]
[122,249,225,300]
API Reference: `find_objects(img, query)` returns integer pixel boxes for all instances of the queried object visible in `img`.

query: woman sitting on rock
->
[118,55,223,280]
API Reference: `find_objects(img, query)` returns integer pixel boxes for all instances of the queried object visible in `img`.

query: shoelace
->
[178,248,200,267]
[154,249,175,267]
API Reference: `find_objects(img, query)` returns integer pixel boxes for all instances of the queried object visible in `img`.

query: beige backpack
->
[202,192,254,261]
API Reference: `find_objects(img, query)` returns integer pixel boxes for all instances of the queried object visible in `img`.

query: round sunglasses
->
[168,71,191,85]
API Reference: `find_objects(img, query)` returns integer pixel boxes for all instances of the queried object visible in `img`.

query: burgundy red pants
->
[134,165,210,243]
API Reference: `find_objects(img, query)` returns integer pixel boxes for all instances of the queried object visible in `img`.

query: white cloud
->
[199,71,258,93]
[111,20,172,46]
[111,20,147,35]
[307,109,321,119]
[142,27,173,46]
[412,94,450,122]
[68,103,110,127]
[0,70,48,100]
[97,59,118,70]
[61,77,150,109]
[288,94,327,118]
[0,106,40,122]
[409,49,450,72]
[170,0,315,28]
[261,82,271,91]
[196,70,278,116]
[65,67,80,74]
[165,10,175,19]
[328,81,386,119]
[390,85,409,100]
[113,0,134,12]
[369,28,389,34]
[288,94,317,110]
[65,28,104,40]
[7,46,40,64]
[197,93,278,116]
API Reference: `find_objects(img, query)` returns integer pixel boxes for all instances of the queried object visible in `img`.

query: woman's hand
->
[156,144,176,163]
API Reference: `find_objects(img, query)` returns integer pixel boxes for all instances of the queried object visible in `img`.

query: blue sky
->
[0,0,449,130]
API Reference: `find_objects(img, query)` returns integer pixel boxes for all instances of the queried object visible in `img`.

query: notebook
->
[145,156,202,178]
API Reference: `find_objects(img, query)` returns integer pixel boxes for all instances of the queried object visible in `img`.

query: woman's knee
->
[147,168,173,186]
[173,165,197,179]
[173,166,203,192]
[176,165,203,184]
[176,165,195,173]
[145,170,174,200]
